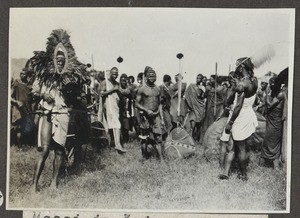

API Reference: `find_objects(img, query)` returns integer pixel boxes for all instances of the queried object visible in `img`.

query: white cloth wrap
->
[220,94,258,142]
[105,80,121,129]
[231,94,258,141]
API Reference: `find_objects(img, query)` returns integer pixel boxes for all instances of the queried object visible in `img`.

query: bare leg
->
[141,139,148,159]
[32,145,50,192]
[154,134,163,160]
[16,131,21,148]
[108,129,115,148]
[273,158,281,170]
[114,128,126,153]
[236,140,249,181]
[50,145,64,189]
[219,140,234,180]
[219,141,227,168]
[134,117,140,137]
[194,122,201,142]
[121,127,129,144]
[32,116,51,192]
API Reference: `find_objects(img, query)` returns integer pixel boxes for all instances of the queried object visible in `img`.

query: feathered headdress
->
[24,29,89,88]
[236,44,276,71]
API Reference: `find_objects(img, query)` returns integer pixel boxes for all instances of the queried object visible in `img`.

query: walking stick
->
[176,53,184,127]
[214,62,218,121]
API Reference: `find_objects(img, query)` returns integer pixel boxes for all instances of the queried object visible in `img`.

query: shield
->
[165,126,196,158]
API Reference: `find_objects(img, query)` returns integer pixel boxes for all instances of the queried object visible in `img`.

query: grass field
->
[8,139,287,212]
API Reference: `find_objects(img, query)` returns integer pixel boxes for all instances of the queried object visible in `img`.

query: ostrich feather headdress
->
[236,44,276,70]
[24,29,89,87]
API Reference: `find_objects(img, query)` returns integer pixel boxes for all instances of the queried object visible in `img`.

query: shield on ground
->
[165,126,196,159]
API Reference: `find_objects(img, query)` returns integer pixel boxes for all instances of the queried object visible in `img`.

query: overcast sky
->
[9,8,295,85]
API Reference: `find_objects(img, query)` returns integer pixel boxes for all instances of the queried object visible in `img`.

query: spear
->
[91,54,94,70]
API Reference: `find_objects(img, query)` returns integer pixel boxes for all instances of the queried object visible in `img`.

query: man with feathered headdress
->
[24,29,90,192]
[219,57,258,181]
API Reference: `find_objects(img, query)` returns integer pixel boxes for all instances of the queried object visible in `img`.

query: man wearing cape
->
[24,29,90,192]
[185,74,206,141]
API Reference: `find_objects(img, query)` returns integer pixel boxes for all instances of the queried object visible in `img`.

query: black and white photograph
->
[7,8,294,213]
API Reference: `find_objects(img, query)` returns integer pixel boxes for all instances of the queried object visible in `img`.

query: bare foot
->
[218,174,229,180]
[49,182,58,190]
[115,147,127,154]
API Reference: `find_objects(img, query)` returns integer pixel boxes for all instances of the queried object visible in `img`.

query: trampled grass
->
[8,140,286,212]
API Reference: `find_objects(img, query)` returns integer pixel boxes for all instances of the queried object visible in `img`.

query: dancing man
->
[219,58,258,181]
[27,29,90,192]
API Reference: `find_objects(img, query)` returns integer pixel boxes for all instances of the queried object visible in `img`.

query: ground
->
[8,139,286,212]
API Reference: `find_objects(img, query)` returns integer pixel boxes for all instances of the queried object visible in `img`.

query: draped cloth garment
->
[231,94,258,141]
[104,79,121,129]
[185,84,206,123]
[261,95,284,160]
[32,80,70,146]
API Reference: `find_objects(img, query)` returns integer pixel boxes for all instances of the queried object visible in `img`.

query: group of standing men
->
[10,29,289,192]
[97,56,288,181]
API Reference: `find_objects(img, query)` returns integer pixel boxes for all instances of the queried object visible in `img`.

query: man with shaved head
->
[100,67,126,153]
[185,74,206,141]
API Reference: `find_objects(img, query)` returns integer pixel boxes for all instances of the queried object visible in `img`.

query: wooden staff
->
[176,53,184,127]
[91,54,94,71]
[214,62,218,120]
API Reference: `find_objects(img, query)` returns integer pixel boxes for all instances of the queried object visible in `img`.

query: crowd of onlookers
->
[10,65,288,171]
